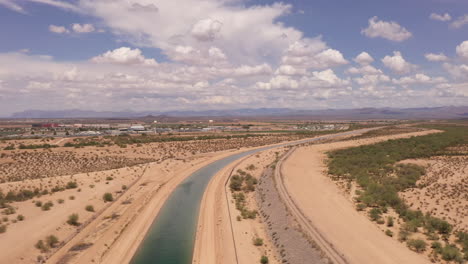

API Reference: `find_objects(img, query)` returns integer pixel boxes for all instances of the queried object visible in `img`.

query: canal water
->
[130,130,364,264]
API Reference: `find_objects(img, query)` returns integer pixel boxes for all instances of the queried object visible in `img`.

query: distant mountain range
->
[7,106,468,120]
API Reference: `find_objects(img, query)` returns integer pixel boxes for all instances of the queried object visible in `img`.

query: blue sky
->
[0,0,467,115]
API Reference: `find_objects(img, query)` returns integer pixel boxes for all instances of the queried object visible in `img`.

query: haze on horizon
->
[0,0,467,116]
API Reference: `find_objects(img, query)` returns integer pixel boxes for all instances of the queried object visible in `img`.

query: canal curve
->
[130,130,368,264]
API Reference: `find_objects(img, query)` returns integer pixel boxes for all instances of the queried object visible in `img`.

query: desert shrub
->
[385,229,393,237]
[17,214,24,221]
[67,213,80,226]
[356,203,366,211]
[85,205,94,212]
[0,225,6,233]
[103,193,113,202]
[425,216,452,234]
[246,164,256,171]
[431,241,442,251]
[35,240,48,252]
[46,235,59,248]
[229,175,243,191]
[41,201,53,211]
[122,185,127,190]
[57,199,64,204]
[260,256,269,264]
[387,216,394,227]
[253,237,264,246]
[2,206,15,215]
[369,208,382,221]
[440,244,463,262]
[66,181,78,189]
[69,196,75,200]
[106,176,113,181]
[398,229,410,242]
[407,239,427,252]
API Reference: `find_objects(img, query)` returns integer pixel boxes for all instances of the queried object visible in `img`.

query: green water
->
[130,130,364,264]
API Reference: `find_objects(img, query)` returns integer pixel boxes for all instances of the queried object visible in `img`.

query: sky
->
[0,0,467,116]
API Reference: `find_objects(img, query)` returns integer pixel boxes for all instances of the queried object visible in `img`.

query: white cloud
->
[281,40,348,69]
[361,16,412,42]
[0,0,26,13]
[354,52,374,65]
[347,65,382,75]
[232,64,272,77]
[275,65,306,76]
[382,51,416,74]
[393,73,446,86]
[27,0,80,12]
[425,53,448,62]
[456,40,468,60]
[49,25,69,34]
[450,15,468,29]
[191,19,222,42]
[72,23,95,33]
[430,13,452,22]
[443,63,468,80]
[91,47,157,66]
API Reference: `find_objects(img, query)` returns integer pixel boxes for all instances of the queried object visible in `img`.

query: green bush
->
[85,205,94,212]
[369,208,382,221]
[260,256,269,264]
[46,235,59,248]
[67,213,80,226]
[385,229,393,237]
[387,216,394,227]
[103,193,113,202]
[407,239,427,252]
[440,244,463,262]
[253,237,264,246]
[66,181,78,189]
[41,201,53,211]
[35,240,48,252]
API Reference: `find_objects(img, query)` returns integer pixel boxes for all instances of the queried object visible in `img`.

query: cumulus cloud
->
[72,23,95,33]
[425,53,448,62]
[346,65,382,75]
[49,25,69,34]
[450,15,468,29]
[361,16,412,42]
[354,52,374,65]
[91,47,157,66]
[443,63,468,80]
[191,19,223,42]
[430,13,451,22]
[456,40,468,60]
[382,51,416,74]
[393,73,446,86]
[281,40,348,69]
[275,65,306,76]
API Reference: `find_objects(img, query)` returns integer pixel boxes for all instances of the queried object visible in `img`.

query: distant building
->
[130,125,145,131]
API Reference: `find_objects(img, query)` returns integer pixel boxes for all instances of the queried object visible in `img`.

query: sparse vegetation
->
[103,193,113,202]
[253,237,264,246]
[85,205,94,212]
[67,213,80,226]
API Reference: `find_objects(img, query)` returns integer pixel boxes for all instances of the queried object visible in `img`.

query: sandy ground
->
[0,164,145,263]
[280,130,438,264]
